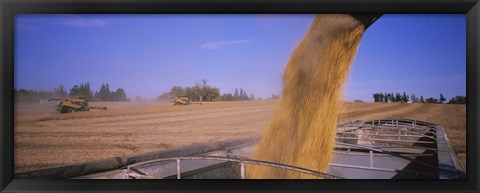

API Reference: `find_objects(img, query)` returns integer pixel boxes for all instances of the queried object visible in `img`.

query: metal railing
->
[334,142,438,170]
[123,119,441,180]
[337,119,438,149]
[116,119,443,180]
[126,155,344,179]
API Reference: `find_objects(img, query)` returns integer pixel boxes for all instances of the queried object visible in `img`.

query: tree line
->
[372,92,465,104]
[156,79,253,102]
[14,82,130,103]
[156,79,220,102]
[221,88,253,101]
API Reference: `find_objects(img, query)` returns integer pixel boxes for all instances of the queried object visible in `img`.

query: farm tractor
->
[49,97,107,113]
[170,96,202,105]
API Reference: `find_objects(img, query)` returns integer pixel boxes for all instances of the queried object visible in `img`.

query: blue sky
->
[15,14,466,101]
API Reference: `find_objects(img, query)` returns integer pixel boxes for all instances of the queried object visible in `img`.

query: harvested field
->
[14,100,466,174]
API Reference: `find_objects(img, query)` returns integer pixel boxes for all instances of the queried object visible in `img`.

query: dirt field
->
[14,100,466,174]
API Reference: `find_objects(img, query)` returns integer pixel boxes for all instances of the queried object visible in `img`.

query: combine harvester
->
[49,97,107,113]
[170,96,202,105]
[16,119,464,179]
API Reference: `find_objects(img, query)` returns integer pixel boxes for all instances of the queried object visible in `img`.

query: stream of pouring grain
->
[247,14,366,179]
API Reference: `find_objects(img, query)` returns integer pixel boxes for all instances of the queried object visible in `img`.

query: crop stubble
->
[15,101,465,174]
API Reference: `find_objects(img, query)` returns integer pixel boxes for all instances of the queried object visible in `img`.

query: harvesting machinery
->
[170,96,202,105]
[48,97,107,113]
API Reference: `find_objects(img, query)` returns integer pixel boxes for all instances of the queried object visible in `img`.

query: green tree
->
[420,96,425,103]
[439,93,446,104]
[99,83,112,101]
[447,96,466,104]
[373,93,380,102]
[222,93,233,101]
[170,86,185,97]
[234,88,239,100]
[192,83,202,101]
[395,92,401,102]
[106,84,112,100]
[201,79,208,88]
[239,88,249,100]
[200,79,208,102]
[78,82,93,99]
[185,87,193,98]
[411,94,418,103]
[240,88,244,100]
[69,85,80,97]
[205,87,220,101]
[54,85,68,98]
[402,92,409,103]
[426,97,439,103]
[114,88,128,101]
[94,91,100,101]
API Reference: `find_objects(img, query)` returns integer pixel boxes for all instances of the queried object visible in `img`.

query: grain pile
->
[247,14,366,179]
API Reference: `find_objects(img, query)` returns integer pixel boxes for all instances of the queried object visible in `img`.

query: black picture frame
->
[1,0,479,192]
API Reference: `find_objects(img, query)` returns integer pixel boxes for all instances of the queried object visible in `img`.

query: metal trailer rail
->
[123,154,437,180]
[125,151,449,179]
[336,119,438,149]
[332,118,464,179]
[334,142,439,171]
[123,145,438,180]
[122,119,450,180]
[125,156,343,179]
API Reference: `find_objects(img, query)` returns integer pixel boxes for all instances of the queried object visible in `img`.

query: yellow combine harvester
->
[48,97,107,113]
[170,96,202,105]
